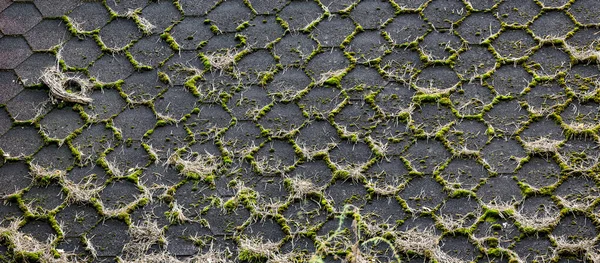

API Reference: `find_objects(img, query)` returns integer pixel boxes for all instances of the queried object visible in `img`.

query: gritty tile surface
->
[0,0,599,262]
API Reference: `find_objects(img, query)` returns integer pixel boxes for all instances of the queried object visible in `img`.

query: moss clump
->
[157,71,172,85]
[160,32,180,51]
[237,248,269,263]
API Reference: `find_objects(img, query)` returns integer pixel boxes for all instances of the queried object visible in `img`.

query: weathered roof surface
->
[1,0,600,262]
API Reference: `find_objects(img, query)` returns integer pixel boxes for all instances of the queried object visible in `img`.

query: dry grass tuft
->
[431,248,467,263]
[172,63,204,78]
[268,252,306,263]
[384,103,415,119]
[62,177,103,204]
[526,98,566,116]
[364,175,405,196]
[0,219,81,262]
[557,150,600,174]
[551,235,596,254]
[248,197,287,217]
[436,212,480,232]
[188,243,231,263]
[40,66,93,105]
[285,176,322,199]
[168,152,221,180]
[103,158,125,177]
[167,200,191,224]
[394,226,438,255]
[565,43,600,63]
[366,183,399,196]
[119,252,183,263]
[337,164,367,182]
[122,219,165,258]
[413,81,457,96]
[564,122,598,134]
[512,203,558,231]
[483,197,517,212]
[587,249,600,263]
[253,156,289,175]
[316,69,345,86]
[125,9,155,34]
[368,138,389,158]
[238,236,280,261]
[381,60,418,82]
[65,16,86,33]
[155,112,179,124]
[521,137,562,154]
[143,144,161,163]
[204,49,242,71]
[452,144,480,157]
[29,162,65,182]
[82,234,97,259]
[555,194,597,210]
[296,143,330,161]
[0,219,48,252]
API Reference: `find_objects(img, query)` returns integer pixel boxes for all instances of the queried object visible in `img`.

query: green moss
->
[126,170,142,183]
[333,170,350,180]
[156,120,169,127]
[125,51,152,70]
[183,75,202,97]
[486,125,495,136]
[236,21,250,31]
[158,71,171,85]
[449,189,474,198]
[142,143,158,162]
[223,197,237,211]
[308,255,325,263]
[197,40,208,49]
[275,16,289,30]
[259,71,274,86]
[210,24,221,34]
[483,209,502,222]
[161,32,180,51]
[14,251,41,262]
[204,174,216,185]
[238,249,269,262]
[324,75,342,86]
[238,188,258,207]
